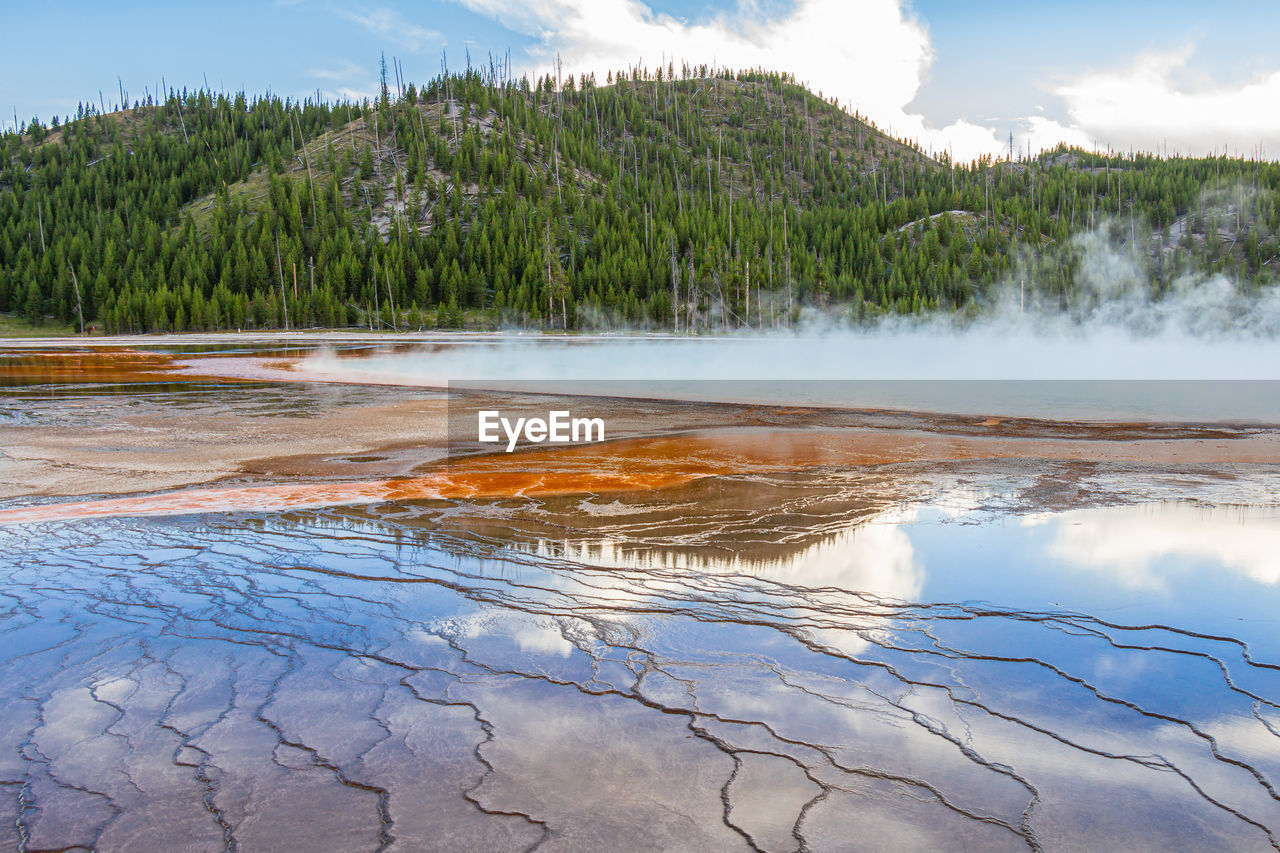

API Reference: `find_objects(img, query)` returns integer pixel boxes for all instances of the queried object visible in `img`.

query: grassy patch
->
[0,313,81,338]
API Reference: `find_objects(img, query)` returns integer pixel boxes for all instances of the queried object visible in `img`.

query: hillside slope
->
[2,65,1278,333]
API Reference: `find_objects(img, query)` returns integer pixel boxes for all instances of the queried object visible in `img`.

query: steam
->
[973,198,1280,339]
[309,219,1279,370]
[290,215,1280,419]
[302,327,1280,383]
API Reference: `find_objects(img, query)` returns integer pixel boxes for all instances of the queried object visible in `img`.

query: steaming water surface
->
[291,336,1280,421]
[2,339,1279,851]
[294,328,1280,382]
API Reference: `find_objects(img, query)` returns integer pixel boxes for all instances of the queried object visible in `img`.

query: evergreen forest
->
[2,61,1278,334]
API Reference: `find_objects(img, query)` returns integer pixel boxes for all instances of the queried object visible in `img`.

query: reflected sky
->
[2,458,1279,849]
[1037,503,1280,588]
[509,489,1280,657]
[907,500,1280,658]
[5,341,1280,850]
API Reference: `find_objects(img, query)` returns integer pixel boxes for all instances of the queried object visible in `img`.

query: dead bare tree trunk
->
[669,234,679,333]
[545,219,554,329]
[274,235,289,331]
[295,114,317,221]
[385,263,398,331]
[783,205,792,326]
[68,263,85,334]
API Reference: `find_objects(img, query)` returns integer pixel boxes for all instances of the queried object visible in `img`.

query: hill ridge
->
[1,66,1277,333]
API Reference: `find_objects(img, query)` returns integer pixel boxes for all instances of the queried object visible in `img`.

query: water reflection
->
[6,341,1280,850]
[520,509,925,601]
[2,475,1279,850]
[1036,502,1280,588]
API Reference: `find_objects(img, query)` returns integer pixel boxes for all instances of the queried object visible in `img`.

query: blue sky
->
[908,0,1280,124]
[5,0,1279,159]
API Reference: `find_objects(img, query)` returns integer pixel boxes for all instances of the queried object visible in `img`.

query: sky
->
[4,0,1279,162]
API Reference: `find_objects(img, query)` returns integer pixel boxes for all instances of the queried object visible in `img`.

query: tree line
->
[2,62,1278,333]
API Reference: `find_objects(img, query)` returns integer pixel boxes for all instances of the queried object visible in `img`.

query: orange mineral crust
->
[0,349,180,385]
[1,428,1276,525]
[0,348,312,386]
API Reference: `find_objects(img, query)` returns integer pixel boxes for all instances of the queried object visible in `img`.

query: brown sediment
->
[0,347,329,387]
[0,349,182,385]
[2,427,1277,525]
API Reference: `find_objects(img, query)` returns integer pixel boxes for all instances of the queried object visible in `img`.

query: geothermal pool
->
[1,337,1279,852]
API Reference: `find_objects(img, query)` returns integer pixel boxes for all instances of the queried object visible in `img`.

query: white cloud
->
[324,86,379,104]
[1040,503,1280,591]
[338,6,445,53]
[306,58,378,104]
[1054,48,1280,157]
[1023,116,1094,155]
[512,621,575,657]
[421,2,1280,159]
[450,0,1006,161]
[306,59,368,81]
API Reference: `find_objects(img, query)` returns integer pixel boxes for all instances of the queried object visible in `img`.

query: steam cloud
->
[292,213,1280,420]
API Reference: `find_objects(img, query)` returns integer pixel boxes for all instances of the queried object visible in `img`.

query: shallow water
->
[1,341,1279,851]
[2,466,1280,851]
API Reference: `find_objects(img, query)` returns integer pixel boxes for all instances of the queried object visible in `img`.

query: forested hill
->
[2,63,1279,334]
